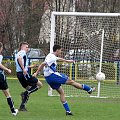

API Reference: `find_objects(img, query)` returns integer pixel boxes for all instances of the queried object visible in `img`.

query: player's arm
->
[0,64,11,73]
[33,62,46,77]
[57,57,74,63]
[17,56,27,75]
[28,64,38,68]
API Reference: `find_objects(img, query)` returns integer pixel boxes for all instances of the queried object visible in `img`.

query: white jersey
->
[0,55,3,72]
[15,50,28,72]
[44,53,59,77]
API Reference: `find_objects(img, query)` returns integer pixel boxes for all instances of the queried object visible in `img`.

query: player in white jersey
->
[0,42,18,116]
[15,42,43,111]
[33,44,96,115]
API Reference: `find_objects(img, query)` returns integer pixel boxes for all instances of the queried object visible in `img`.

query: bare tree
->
[0,0,120,56]
[0,0,46,56]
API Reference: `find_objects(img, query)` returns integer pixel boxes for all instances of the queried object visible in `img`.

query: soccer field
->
[0,79,120,120]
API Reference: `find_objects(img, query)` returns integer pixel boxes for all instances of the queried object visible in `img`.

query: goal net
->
[49,12,120,98]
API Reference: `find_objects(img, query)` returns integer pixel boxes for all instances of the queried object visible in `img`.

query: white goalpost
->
[97,29,105,98]
[90,29,106,98]
[49,12,120,98]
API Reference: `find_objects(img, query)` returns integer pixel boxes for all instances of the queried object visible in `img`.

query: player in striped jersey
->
[15,42,43,111]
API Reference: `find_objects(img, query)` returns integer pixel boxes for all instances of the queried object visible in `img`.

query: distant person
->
[0,42,18,116]
[113,49,120,84]
[15,42,43,111]
[33,44,96,115]
[114,49,120,60]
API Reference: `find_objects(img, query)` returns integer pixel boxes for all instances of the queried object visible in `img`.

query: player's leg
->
[23,75,43,95]
[56,87,73,116]
[45,75,73,115]
[21,80,42,100]
[0,73,18,115]
[27,78,42,94]
[19,75,43,111]
[19,90,29,111]
[52,73,95,94]
[17,73,42,108]
[17,72,30,111]
[65,79,95,94]
[3,89,18,116]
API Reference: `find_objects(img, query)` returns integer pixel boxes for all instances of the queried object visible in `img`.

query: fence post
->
[117,61,120,84]
[72,63,75,80]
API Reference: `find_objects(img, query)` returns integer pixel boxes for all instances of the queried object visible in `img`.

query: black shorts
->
[17,72,38,88]
[0,73,8,90]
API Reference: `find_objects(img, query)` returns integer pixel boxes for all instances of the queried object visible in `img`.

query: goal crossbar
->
[52,12,120,17]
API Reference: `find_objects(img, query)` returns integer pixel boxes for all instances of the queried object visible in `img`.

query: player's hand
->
[28,64,38,68]
[33,72,37,77]
[7,69,11,74]
[66,60,75,63]
[34,64,39,67]
[23,69,28,75]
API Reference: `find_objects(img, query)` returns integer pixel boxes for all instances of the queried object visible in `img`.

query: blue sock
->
[63,101,71,113]
[82,84,91,92]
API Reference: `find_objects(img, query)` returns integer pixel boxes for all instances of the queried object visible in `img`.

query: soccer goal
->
[48,12,120,98]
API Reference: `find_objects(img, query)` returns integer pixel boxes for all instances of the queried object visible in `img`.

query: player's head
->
[0,42,3,53]
[53,44,62,56]
[18,42,29,53]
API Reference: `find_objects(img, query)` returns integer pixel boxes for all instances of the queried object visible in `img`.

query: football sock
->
[82,84,91,92]
[27,85,38,94]
[7,97,15,113]
[20,86,38,106]
[63,101,71,113]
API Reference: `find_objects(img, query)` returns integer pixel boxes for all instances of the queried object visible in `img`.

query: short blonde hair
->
[18,42,29,51]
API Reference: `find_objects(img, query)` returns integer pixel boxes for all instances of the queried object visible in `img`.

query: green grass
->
[0,79,120,120]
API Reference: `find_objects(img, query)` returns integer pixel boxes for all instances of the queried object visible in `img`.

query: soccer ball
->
[96,72,105,81]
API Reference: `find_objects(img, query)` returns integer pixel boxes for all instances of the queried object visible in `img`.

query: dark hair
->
[53,44,61,52]
[0,42,3,48]
[18,42,29,51]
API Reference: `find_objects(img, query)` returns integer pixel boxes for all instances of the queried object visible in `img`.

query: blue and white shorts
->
[45,72,68,90]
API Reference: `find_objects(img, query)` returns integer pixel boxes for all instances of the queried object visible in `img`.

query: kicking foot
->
[88,87,96,94]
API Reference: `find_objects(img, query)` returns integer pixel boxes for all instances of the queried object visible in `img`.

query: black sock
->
[20,86,38,106]
[7,97,15,113]
[27,86,38,94]
[20,92,29,106]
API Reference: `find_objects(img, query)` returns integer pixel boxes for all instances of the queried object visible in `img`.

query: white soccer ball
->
[96,72,105,81]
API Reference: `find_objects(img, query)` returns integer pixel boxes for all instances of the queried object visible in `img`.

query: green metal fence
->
[2,57,119,83]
